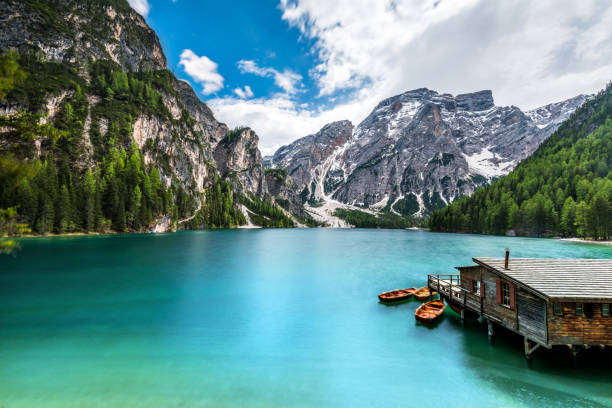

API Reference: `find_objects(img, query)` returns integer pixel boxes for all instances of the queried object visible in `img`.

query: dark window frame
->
[603,303,610,317]
[575,302,583,316]
[501,281,511,307]
[553,302,562,316]
[584,303,594,318]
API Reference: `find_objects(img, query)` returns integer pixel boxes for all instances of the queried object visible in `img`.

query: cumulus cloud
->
[179,50,224,95]
[279,0,612,108]
[237,60,302,95]
[210,0,612,154]
[208,88,381,155]
[234,86,254,99]
[127,0,150,16]
[209,96,325,156]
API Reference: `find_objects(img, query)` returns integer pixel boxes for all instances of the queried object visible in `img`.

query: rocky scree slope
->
[267,89,589,220]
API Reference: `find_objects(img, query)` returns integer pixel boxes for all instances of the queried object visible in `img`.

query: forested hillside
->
[0,52,224,234]
[0,0,309,238]
[430,83,612,240]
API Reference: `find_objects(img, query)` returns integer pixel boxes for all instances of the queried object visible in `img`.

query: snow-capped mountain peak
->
[266,89,591,219]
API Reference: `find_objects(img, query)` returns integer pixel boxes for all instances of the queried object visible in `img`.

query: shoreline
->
[6,230,611,243]
[558,238,612,246]
[9,231,117,239]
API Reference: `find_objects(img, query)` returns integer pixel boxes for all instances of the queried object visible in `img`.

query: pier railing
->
[428,274,483,315]
[427,274,463,303]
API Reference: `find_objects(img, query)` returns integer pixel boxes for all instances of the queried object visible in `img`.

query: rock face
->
[214,128,266,195]
[268,89,590,216]
[271,120,353,195]
[0,0,166,72]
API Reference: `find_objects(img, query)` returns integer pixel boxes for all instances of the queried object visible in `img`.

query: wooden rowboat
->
[415,300,445,323]
[414,286,437,301]
[378,288,416,303]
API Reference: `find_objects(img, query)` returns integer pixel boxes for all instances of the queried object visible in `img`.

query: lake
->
[1,229,611,407]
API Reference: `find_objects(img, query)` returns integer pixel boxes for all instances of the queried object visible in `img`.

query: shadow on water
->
[448,312,612,407]
[413,315,445,329]
[377,295,420,307]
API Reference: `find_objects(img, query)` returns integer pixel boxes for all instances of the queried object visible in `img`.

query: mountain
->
[266,88,590,223]
[430,83,612,239]
[0,1,167,72]
[430,85,612,239]
[0,0,308,234]
[270,120,353,199]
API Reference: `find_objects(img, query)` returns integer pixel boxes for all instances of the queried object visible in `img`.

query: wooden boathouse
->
[428,251,612,359]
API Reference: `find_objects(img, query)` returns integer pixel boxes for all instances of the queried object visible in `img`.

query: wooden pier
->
[430,252,612,360]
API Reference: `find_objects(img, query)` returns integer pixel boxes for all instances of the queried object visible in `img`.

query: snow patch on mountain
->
[464,148,515,179]
[268,89,591,222]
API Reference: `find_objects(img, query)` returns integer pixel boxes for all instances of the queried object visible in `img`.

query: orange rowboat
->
[378,288,416,303]
[414,286,437,301]
[415,300,445,323]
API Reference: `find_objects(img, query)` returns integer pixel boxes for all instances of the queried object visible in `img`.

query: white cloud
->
[179,50,224,95]
[279,0,612,109]
[209,0,612,154]
[127,0,150,16]
[237,60,302,95]
[234,86,254,99]
[208,89,380,155]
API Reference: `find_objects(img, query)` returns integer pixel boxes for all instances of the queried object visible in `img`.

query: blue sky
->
[145,0,323,106]
[129,0,612,154]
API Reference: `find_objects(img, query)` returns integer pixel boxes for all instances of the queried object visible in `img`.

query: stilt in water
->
[568,344,584,367]
[524,337,540,363]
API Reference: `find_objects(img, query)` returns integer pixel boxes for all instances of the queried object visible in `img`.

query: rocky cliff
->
[267,89,590,220]
[1,0,166,72]
[270,120,353,198]
[0,0,304,232]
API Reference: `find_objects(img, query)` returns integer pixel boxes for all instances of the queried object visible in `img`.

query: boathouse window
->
[501,281,511,307]
[603,304,610,317]
[553,302,562,316]
[584,303,594,318]
[495,280,514,309]
[474,281,481,296]
[575,303,583,316]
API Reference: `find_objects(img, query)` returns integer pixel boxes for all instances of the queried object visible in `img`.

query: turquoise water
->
[1,229,611,407]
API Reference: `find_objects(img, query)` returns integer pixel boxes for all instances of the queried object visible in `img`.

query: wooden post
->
[487,319,495,344]
[524,337,540,360]
[568,344,582,361]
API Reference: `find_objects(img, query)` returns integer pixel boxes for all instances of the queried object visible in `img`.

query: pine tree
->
[39,193,54,235]
[575,201,590,238]
[560,197,576,237]
[590,191,610,240]
[83,169,96,232]
[57,184,72,233]
[129,185,142,228]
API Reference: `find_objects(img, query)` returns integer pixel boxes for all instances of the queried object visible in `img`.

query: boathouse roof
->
[472,258,612,301]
